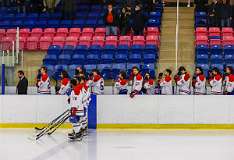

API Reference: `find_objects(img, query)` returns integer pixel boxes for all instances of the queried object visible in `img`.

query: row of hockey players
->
[36,65,234,96]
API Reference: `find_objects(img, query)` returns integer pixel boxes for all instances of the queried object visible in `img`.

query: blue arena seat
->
[58,54,71,65]
[224,54,234,64]
[73,19,85,28]
[210,54,223,64]
[62,45,74,55]
[74,45,88,55]
[60,20,72,28]
[98,63,112,79]
[224,45,234,55]
[47,45,62,56]
[43,54,57,65]
[131,45,144,55]
[143,54,156,63]
[101,53,114,63]
[112,63,126,78]
[84,64,97,73]
[48,20,60,28]
[129,53,142,63]
[23,20,36,28]
[35,20,48,28]
[196,54,209,64]
[210,45,223,55]
[72,53,85,65]
[195,44,209,55]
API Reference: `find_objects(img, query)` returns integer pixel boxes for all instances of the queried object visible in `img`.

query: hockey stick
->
[36,111,70,140]
[34,109,70,131]
[47,114,70,136]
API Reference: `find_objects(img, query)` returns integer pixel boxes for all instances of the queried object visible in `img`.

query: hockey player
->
[89,69,104,95]
[68,79,85,140]
[37,66,51,94]
[224,66,234,95]
[159,69,173,95]
[57,71,71,95]
[129,66,143,98]
[209,67,223,95]
[175,66,191,95]
[142,72,154,95]
[79,76,91,136]
[114,71,128,95]
[192,67,206,95]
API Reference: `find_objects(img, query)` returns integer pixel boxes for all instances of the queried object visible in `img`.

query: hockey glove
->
[70,107,78,116]
[130,90,138,98]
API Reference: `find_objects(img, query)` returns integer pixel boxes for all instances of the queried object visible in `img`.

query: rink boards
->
[0,95,234,129]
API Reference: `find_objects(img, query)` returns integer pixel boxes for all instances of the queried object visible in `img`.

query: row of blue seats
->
[0,11,163,21]
[47,45,158,56]
[194,11,207,27]
[0,18,162,29]
[46,63,156,80]
[196,54,234,64]
[195,45,234,55]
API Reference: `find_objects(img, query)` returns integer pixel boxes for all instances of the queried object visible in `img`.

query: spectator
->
[74,66,87,79]
[61,0,76,19]
[89,69,104,95]
[132,3,146,35]
[16,70,28,95]
[215,0,224,27]
[175,66,191,95]
[129,66,143,98]
[192,67,206,95]
[194,0,208,12]
[220,0,232,27]
[208,0,218,26]
[16,0,25,13]
[119,5,132,35]
[155,72,163,94]
[57,70,71,95]
[104,3,118,36]
[32,0,44,13]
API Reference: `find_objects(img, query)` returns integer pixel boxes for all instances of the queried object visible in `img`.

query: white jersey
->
[91,75,104,95]
[160,76,173,95]
[194,74,206,95]
[58,78,70,95]
[132,74,143,92]
[37,73,51,94]
[143,79,154,95]
[224,74,234,93]
[82,82,91,108]
[176,73,191,95]
[69,85,84,115]
[115,79,128,94]
[210,74,223,95]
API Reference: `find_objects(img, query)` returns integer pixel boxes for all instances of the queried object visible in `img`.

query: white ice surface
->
[1,129,234,160]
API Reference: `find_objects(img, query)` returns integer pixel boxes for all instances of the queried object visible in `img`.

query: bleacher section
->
[194,11,234,76]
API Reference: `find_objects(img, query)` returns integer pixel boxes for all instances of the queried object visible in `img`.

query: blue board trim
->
[1,64,5,95]
[88,94,97,129]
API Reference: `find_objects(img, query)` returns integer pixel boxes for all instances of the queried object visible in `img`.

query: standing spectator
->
[114,71,128,94]
[132,3,146,35]
[119,5,132,35]
[215,0,224,27]
[129,66,143,98]
[220,0,232,27]
[194,0,208,12]
[174,66,191,95]
[159,69,173,95]
[104,3,118,36]
[192,67,206,95]
[208,0,218,26]
[142,72,154,95]
[61,0,76,19]
[16,0,25,13]
[16,70,28,95]
[209,67,223,95]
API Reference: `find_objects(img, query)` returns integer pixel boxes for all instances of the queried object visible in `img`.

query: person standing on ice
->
[224,66,234,95]
[209,67,223,95]
[57,70,71,95]
[129,66,143,98]
[114,71,128,95]
[68,79,85,140]
[37,66,51,94]
[174,66,191,95]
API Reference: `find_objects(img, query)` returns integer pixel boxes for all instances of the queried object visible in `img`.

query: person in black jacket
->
[119,5,132,35]
[132,3,146,35]
[220,0,232,27]
[208,0,218,26]
[16,70,28,95]
[104,3,118,35]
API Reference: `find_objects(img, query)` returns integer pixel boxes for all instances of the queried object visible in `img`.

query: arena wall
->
[0,95,234,129]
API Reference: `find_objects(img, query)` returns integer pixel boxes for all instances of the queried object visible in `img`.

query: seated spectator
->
[220,0,232,27]
[114,71,128,95]
[142,72,154,95]
[16,70,28,95]
[132,3,146,35]
[224,66,234,95]
[119,5,132,35]
[208,0,218,26]
[104,3,118,36]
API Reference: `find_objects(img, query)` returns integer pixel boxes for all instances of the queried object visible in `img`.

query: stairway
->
[158,7,194,74]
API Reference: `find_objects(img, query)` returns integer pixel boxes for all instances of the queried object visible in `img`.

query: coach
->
[16,70,28,95]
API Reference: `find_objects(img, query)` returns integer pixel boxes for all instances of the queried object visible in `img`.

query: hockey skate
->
[68,131,83,141]
[81,127,88,136]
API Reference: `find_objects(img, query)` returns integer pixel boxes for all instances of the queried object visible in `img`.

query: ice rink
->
[1,129,234,160]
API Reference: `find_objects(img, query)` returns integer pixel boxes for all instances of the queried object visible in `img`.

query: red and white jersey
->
[224,74,234,93]
[115,79,128,92]
[143,79,154,94]
[58,78,70,95]
[210,74,223,94]
[70,84,84,114]
[82,82,91,108]
[37,73,51,94]
[132,74,143,92]
[176,73,191,95]
[160,76,173,95]
[194,74,206,95]
[91,75,104,95]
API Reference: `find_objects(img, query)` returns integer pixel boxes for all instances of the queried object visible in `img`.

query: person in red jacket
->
[224,66,234,95]
[57,71,70,95]
[174,66,191,95]
[37,66,51,94]
[192,67,206,95]
[209,67,223,95]
[115,71,128,95]
[129,66,143,98]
